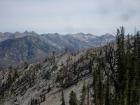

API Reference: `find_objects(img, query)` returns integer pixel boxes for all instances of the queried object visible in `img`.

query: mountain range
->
[0,31,115,68]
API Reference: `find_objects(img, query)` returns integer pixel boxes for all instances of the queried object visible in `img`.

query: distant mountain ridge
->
[0,31,115,67]
[0,31,115,50]
[0,36,58,67]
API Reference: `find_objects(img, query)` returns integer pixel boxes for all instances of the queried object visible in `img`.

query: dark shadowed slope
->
[0,36,57,68]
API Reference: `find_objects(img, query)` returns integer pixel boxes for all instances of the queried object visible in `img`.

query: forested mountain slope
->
[0,27,139,105]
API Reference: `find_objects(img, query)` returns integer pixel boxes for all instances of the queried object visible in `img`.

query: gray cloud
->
[120,9,136,21]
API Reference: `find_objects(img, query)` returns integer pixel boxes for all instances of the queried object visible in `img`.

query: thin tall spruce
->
[61,90,65,105]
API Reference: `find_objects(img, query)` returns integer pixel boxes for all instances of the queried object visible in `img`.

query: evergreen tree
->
[87,83,90,105]
[9,65,12,73]
[14,68,19,78]
[128,32,139,104]
[7,73,13,88]
[48,85,51,93]
[69,91,78,105]
[44,94,46,101]
[31,99,34,105]
[98,60,105,105]
[73,61,77,75]
[92,57,105,105]
[122,33,131,105]
[80,81,87,105]
[91,27,140,105]
[88,59,92,73]
[105,70,112,105]
[76,66,80,83]
[92,69,99,105]
[115,26,127,105]
[61,90,65,105]
[136,31,140,104]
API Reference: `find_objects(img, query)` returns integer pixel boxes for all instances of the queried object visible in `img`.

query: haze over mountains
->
[0,31,115,67]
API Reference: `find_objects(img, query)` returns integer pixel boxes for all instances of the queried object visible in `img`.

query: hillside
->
[0,45,99,105]
[0,36,57,67]
[0,32,115,68]
[0,28,139,105]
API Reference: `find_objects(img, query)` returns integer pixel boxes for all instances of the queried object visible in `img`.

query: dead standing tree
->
[101,42,121,97]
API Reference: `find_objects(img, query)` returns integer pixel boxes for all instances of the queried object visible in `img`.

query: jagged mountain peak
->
[23,30,37,34]
[104,33,114,36]
[100,33,114,39]
[68,33,96,41]
[0,31,116,67]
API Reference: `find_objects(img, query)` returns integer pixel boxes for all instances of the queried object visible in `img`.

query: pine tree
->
[105,70,112,105]
[14,68,19,78]
[115,26,127,105]
[31,99,34,105]
[80,81,87,105]
[48,85,51,93]
[7,73,13,88]
[122,33,131,105]
[69,91,78,105]
[87,83,90,105]
[76,66,80,83]
[92,69,99,105]
[98,60,105,105]
[128,32,139,104]
[88,59,92,73]
[9,65,12,73]
[61,90,65,105]
[136,31,140,105]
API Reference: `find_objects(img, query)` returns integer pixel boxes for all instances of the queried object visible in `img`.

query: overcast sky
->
[0,0,139,35]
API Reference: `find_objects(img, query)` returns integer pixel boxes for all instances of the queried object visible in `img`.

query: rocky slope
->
[0,46,99,105]
[0,32,115,67]
[0,36,57,67]
[0,37,136,105]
